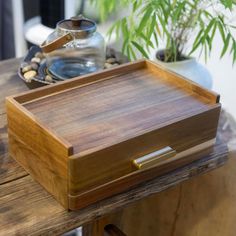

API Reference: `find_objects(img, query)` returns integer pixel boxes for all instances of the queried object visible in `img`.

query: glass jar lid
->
[57,15,96,38]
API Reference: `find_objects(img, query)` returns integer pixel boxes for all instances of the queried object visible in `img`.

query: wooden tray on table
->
[6,59,221,210]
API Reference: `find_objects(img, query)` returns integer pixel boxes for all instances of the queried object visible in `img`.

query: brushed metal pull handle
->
[133,146,176,170]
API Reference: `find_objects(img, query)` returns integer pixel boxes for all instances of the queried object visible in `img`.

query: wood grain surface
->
[0,58,233,235]
[6,97,72,208]
[0,59,29,186]
[17,60,219,155]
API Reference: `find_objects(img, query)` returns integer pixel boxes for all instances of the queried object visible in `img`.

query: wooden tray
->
[6,59,221,210]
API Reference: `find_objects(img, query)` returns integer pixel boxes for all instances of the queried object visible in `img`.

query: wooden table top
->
[0,58,232,236]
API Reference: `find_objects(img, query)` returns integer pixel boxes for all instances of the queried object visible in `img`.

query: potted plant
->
[91,0,236,89]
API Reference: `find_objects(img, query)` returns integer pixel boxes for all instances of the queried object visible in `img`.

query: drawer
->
[68,105,220,209]
[69,105,220,194]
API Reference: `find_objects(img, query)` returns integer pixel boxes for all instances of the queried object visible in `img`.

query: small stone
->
[104,63,113,69]
[35,52,44,59]
[22,65,32,73]
[31,57,41,64]
[45,75,53,82]
[112,63,119,67]
[106,48,112,58]
[23,70,36,82]
[20,62,29,68]
[40,58,46,65]
[114,51,129,64]
[109,48,116,58]
[106,57,116,64]
[30,62,39,71]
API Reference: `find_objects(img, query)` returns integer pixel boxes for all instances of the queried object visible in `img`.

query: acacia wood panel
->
[6,99,71,208]
[146,60,220,103]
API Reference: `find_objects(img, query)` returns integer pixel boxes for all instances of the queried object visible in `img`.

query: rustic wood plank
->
[0,73,28,115]
[0,58,29,115]
[0,139,227,236]
[0,58,19,74]
[0,114,27,185]
[0,60,29,183]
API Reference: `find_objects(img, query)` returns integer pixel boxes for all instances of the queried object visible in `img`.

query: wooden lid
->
[20,60,219,155]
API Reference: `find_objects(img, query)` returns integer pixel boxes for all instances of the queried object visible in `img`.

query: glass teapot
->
[41,15,105,80]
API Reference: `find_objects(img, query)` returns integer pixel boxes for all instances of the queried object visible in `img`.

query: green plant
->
[90,0,236,63]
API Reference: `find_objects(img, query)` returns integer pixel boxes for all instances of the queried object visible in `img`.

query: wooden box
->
[6,60,221,210]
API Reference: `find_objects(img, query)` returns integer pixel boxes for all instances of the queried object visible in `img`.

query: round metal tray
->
[18,46,129,89]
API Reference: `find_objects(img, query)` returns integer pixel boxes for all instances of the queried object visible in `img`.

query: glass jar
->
[41,15,105,80]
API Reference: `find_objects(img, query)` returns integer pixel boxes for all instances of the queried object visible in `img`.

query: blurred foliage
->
[90,0,236,63]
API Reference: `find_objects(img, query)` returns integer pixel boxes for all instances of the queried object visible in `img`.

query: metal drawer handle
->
[133,146,176,170]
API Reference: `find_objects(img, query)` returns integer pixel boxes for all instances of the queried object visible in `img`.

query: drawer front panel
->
[69,105,221,197]
[69,141,215,210]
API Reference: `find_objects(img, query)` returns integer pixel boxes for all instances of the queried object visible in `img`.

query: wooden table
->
[0,58,234,236]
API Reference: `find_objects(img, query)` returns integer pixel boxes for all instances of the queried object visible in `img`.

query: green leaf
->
[233,40,236,65]
[159,0,169,21]
[189,29,204,55]
[156,22,162,37]
[115,20,121,41]
[122,37,129,54]
[203,10,213,19]
[157,15,170,37]
[220,0,233,9]
[229,24,236,29]
[132,0,138,12]
[206,35,212,51]
[132,0,142,12]
[153,31,159,48]
[139,32,154,48]
[210,21,217,45]
[129,44,137,60]
[107,22,118,40]
[204,42,208,62]
[172,1,185,22]
[147,14,156,39]
[121,18,128,38]
[131,41,149,58]
[220,34,230,58]
[217,21,226,42]
[137,6,153,34]
[202,19,215,43]
[126,44,131,60]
